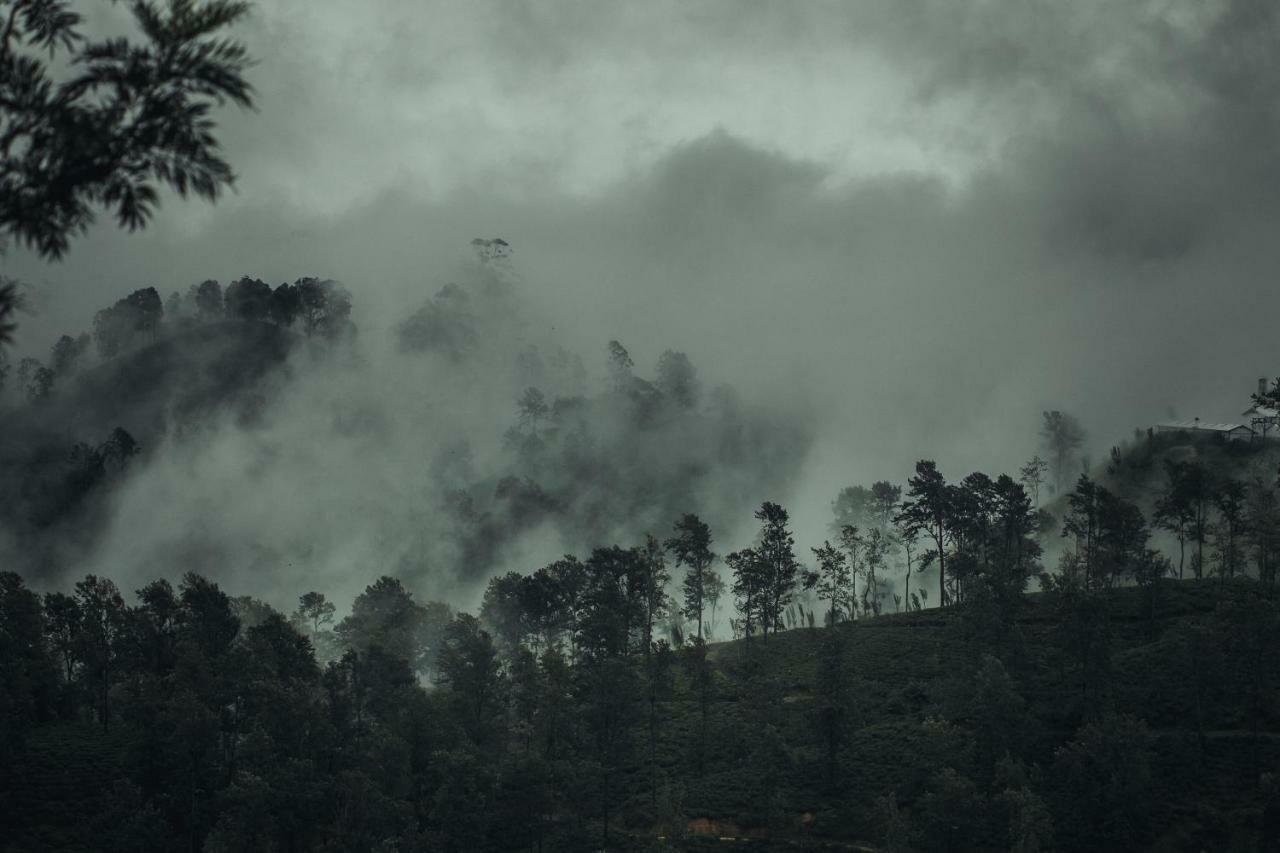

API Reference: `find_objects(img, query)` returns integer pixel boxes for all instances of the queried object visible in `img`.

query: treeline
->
[3,462,1280,850]
[0,450,1047,852]
[0,276,351,404]
[0,461,1039,852]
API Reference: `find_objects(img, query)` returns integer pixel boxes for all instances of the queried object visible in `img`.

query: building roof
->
[1242,404,1280,418]
[1158,420,1252,433]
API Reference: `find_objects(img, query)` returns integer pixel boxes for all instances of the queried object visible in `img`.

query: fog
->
[4,0,1280,610]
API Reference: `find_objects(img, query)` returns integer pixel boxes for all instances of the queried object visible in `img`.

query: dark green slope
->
[611,581,1279,851]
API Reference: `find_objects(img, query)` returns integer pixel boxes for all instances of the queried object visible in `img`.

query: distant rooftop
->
[1157,421,1251,433]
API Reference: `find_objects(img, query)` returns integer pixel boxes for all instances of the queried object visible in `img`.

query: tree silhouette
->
[666,513,717,641]
[898,461,954,607]
[0,0,254,258]
[753,501,800,639]
[0,0,255,344]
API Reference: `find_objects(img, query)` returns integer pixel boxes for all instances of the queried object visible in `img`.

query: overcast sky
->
[8,0,1280,569]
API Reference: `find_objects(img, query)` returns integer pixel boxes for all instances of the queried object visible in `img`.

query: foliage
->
[0,0,254,259]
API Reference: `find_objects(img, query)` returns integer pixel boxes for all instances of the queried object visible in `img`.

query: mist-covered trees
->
[1019,455,1048,507]
[93,287,163,358]
[1041,410,1086,495]
[397,282,478,359]
[655,349,699,409]
[224,276,273,321]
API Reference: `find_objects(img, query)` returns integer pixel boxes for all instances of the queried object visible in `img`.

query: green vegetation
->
[3,549,1278,851]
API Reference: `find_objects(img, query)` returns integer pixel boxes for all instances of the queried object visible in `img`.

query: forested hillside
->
[0,250,808,593]
[2,568,1277,852]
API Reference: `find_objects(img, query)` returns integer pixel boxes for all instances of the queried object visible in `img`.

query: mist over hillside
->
[0,248,810,606]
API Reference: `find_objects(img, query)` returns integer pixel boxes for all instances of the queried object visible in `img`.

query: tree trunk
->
[937,523,947,608]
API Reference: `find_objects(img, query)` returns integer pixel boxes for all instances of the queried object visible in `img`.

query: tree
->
[605,339,633,392]
[133,578,180,676]
[753,501,800,639]
[49,332,89,377]
[897,461,953,607]
[73,574,126,730]
[1211,478,1246,584]
[638,534,670,656]
[655,349,699,409]
[0,572,57,757]
[1244,476,1280,587]
[479,571,530,654]
[17,355,52,400]
[192,279,224,320]
[831,484,874,534]
[269,281,301,327]
[1094,487,1148,588]
[986,474,1040,603]
[1154,460,1196,581]
[727,547,764,641]
[435,613,503,745]
[99,427,139,471]
[224,276,272,321]
[809,540,853,625]
[296,277,352,338]
[0,0,254,259]
[665,513,717,641]
[178,572,239,660]
[704,568,725,639]
[577,545,645,659]
[1040,410,1086,494]
[1019,455,1048,507]
[863,527,890,616]
[870,481,902,529]
[294,592,335,634]
[92,287,163,358]
[337,576,429,672]
[42,590,81,686]
[1162,459,1214,579]
[895,516,921,612]
[1061,474,1101,584]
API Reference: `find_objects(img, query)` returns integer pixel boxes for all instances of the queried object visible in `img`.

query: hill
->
[2,573,1276,852]
[0,319,297,572]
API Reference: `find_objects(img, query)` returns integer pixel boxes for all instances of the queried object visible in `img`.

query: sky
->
[6,0,1280,601]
